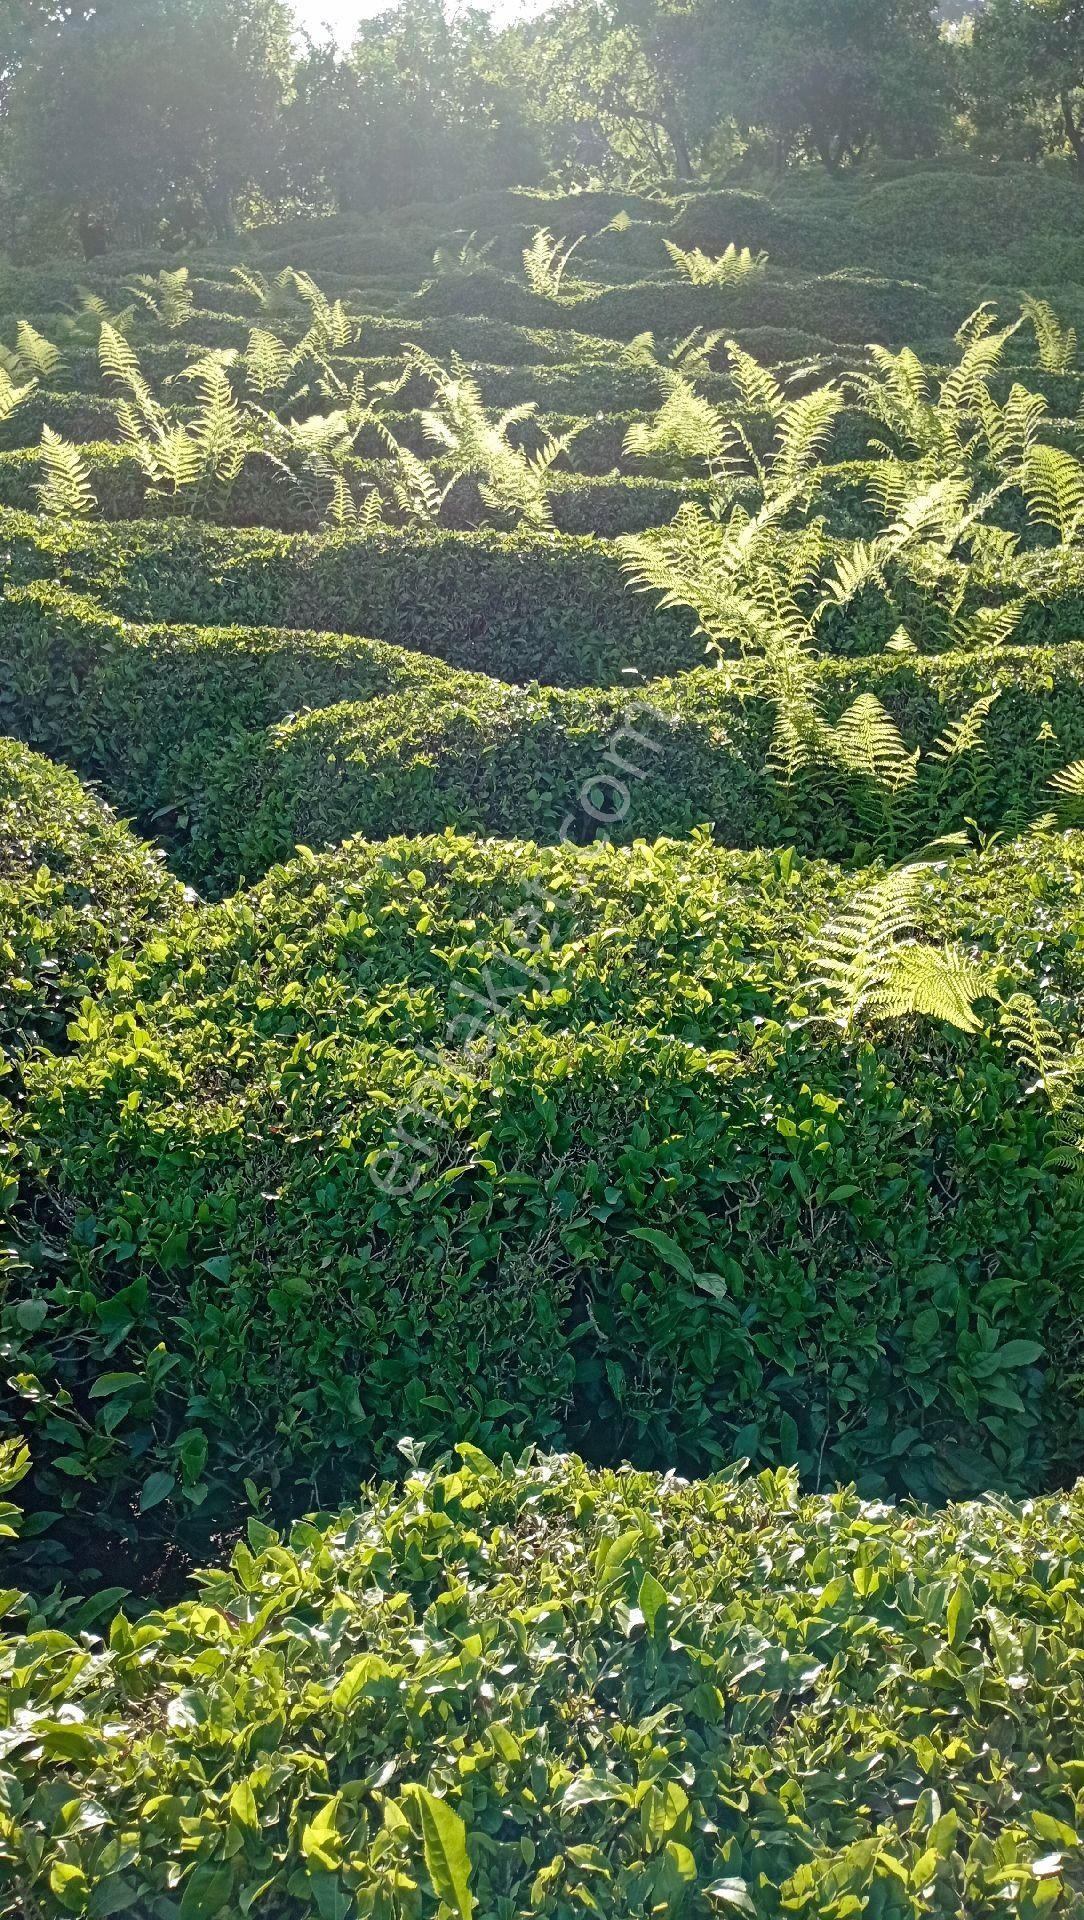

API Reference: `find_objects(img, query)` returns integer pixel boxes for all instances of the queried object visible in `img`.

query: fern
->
[664,240,768,286]
[129,267,194,330]
[99,321,151,402]
[809,862,990,1034]
[242,326,295,399]
[14,322,60,381]
[0,364,36,424]
[37,426,96,517]
[1023,296,1077,373]
[1022,443,1084,542]
[725,340,786,422]
[1045,759,1084,828]
[1002,993,1084,1191]
[406,349,576,528]
[231,266,271,306]
[431,231,496,278]
[392,444,456,525]
[522,229,585,300]
[622,371,735,469]
[280,269,356,355]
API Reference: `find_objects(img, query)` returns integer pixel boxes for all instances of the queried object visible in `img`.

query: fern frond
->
[1046,759,1084,828]
[392,445,451,524]
[810,865,988,1033]
[522,229,585,300]
[1002,992,1075,1093]
[927,690,1001,765]
[231,266,270,306]
[0,364,36,422]
[948,600,1024,652]
[665,239,768,286]
[129,267,194,330]
[830,693,919,793]
[622,370,734,469]
[1023,296,1077,374]
[99,321,148,400]
[724,340,785,420]
[1022,443,1084,541]
[37,426,96,517]
[772,384,844,494]
[14,321,60,380]
[242,327,296,398]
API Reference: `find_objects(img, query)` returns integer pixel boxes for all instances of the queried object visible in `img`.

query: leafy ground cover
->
[5,1450,1084,1920]
[4,169,1084,1916]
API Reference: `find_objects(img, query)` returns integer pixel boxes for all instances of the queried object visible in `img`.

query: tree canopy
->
[1,0,1083,255]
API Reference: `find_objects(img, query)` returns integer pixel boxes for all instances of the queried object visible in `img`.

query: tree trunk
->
[1061,91,1084,173]
[666,116,693,179]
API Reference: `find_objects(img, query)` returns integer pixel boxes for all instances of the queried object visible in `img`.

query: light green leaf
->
[637,1570,668,1637]
[628,1227,697,1283]
[706,1877,755,1911]
[595,1528,641,1589]
[946,1581,975,1650]
[405,1785,473,1920]
[139,1471,176,1511]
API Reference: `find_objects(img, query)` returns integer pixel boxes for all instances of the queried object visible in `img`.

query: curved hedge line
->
[6,1449,1084,1919]
[8,511,1084,684]
[0,515,701,684]
[5,587,1084,888]
[6,816,1084,1581]
[0,736,184,1058]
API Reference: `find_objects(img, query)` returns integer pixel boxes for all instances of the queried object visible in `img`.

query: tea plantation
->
[4,168,1084,1915]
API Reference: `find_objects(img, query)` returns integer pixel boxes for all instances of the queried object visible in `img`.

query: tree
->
[970,0,1084,169]
[517,0,724,180]
[4,0,293,246]
[283,0,538,213]
[720,0,950,172]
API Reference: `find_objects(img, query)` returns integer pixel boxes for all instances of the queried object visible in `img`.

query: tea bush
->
[4,172,1084,1914]
[6,816,1084,1580]
[4,1449,1084,1920]
[5,585,1084,889]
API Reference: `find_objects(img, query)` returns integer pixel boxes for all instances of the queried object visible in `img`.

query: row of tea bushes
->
[4,586,1084,889]
[5,756,1084,1579]
[4,1448,1084,1919]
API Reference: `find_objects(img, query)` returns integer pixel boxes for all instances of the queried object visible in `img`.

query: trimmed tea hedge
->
[0,736,185,1058]
[0,515,701,684]
[5,586,1084,888]
[6,815,1084,1580]
[5,1449,1084,1920]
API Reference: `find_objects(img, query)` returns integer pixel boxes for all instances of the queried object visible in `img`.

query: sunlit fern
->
[622,327,726,381]
[391,444,458,525]
[664,239,768,286]
[256,406,385,530]
[278,269,356,356]
[37,426,97,517]
[1002,993,1084,1193]
[242,326,296,399]
[231,265,271,306]
[11,321,60,382]
[808,860,991,1034]
[129,267,195,331]
[522,229,585,301]
[1042,759,1084,829]
[1021,443,1084,543]
[0,363,37,425]
[624,338,841,504]
[431,231,497,278]
[406,348,577,527]
[1023,296,1077,374]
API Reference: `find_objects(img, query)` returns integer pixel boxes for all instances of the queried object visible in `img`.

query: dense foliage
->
[3,151,1084,1919]
[6,1450,1084,1920]
[5,0,1084,248]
